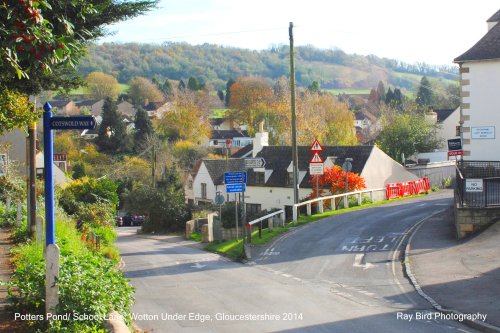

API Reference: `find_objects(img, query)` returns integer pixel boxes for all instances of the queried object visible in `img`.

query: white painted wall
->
[462,60,500,160]
[192,163,217,204]
[437,107,460,150]
[362,146,418,188]
[245,186,311,211]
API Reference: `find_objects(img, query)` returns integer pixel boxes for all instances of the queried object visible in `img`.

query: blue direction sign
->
[226,183,246,193]
[224,171,247,184]
[50,116,97,130]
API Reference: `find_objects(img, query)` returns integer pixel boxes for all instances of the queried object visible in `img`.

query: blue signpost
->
[224,171,247,185]
[43,103,97,246]
[43,102,55,246]
[226,183,246,193]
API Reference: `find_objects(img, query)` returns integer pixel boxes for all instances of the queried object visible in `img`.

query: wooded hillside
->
[78,43,458,91]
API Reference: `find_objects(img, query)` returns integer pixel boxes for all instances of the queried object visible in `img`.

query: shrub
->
[125,168,190,232]
[73,200,115,229]
[59,177,118,216]
[8,217,134,332]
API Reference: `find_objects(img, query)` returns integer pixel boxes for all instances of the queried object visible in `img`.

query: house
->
[117,101,136,118]
[43,100,78,116]
[454,9,500,160]
[208,129,252,148]
[35,152,70,187]
[144,101,170,119]
[187,128,418,213]
[435,107,460,150]
[78,99,104,116]
[354,113,371,129]
[452,9,500,238]
[210,118,235,131]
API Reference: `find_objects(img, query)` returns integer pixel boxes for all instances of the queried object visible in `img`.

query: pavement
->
[0,227,11,318]
[409,206,500,330]
[0,227,25,332]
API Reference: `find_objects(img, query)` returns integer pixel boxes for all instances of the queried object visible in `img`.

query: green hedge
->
[8,213,134,332]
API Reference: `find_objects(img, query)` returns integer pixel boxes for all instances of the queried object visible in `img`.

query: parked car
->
[131,215,145,226]
[119,214,145,226]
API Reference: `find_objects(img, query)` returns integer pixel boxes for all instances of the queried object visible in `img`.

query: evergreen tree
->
[385,87,394,104]
[376,81,386,104]
[393,88,403,107]
[163,79,173,97]
[134,107,153,151]
[416,76,434,107]
[152,77,160,87]
[368,88,378,104]
[217,90,225,102]
[308,81,321,93]
[225,78,235,107]
[187,77,199,91]
[96,97,129,153]
[178,79,186,91]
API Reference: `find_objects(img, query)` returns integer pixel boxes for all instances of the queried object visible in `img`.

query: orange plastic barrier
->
[386,177,430,199]
[386,183,400,199]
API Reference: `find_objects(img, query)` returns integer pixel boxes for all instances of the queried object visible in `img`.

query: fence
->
[292,188,386,223]
[406,161,456,188]
[246,209,285,241]
[386,178,430,199]
[456,161,500,207]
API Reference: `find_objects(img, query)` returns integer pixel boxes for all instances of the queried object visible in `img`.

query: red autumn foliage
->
[309,165,366,199]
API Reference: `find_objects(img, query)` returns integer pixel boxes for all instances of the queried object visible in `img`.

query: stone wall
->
[454,198,500,239]
[221,227,244,240]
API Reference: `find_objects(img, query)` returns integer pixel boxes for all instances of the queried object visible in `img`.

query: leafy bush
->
[8,217,134,332]
[442,177,452,188]
[0,201,17,227]
[59,177,118,216]
[73,200,115,229]
[125,166,190,232]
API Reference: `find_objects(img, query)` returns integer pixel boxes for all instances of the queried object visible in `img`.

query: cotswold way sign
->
[50,116,97,130]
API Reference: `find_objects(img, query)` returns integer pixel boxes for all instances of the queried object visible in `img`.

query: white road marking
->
[352,254,377,270]
[190,262,206,269]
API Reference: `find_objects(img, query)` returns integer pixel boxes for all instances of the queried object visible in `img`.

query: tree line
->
[77,42,458,91]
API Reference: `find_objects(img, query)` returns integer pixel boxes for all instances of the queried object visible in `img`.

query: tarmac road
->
[117,190,480,333]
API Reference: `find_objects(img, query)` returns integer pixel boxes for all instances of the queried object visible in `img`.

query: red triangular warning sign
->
[310,152,324,163]
[310,139,324,152]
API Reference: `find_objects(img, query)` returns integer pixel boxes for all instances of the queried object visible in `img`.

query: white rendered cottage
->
[454,9,500,160]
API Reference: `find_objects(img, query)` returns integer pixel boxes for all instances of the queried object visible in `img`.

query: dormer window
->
[255,172,265,185]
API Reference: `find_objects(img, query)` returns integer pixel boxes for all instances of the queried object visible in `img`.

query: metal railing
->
[292,188,386,223]
[456,161,500,207]
[246,209,285,241]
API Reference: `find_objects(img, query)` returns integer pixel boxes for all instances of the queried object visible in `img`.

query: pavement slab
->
[410,209,500,328]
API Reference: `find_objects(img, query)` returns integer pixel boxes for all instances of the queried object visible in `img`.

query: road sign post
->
[244,157,266,169]
[43,102,55,247]
[309,139,324,201]
[49,116,97,130]
[343,158,353,207]
[42,102,97,317]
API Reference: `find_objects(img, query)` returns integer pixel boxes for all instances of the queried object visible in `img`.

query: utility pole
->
[27,96,37,237]
[289,22,299,205]
[28,121,37,236]
[151,144,156,188]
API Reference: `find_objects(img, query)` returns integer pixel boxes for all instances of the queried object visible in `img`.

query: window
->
[246,203,261,216]
[255,172,265,185]
[201,183,207,199]
[188,180,193,189]
[287,172,294,185]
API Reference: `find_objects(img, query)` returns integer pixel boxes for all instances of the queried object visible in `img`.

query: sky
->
[100,0,500,66]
